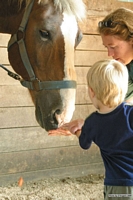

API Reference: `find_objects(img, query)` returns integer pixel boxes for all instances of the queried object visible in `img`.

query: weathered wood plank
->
[0,105,96,128]
[0,84,91,107]
[76,67,90,84]
[0,127,79,152]
[0,65,18,85]
[85,0,133,14]
[75,51,109,65]
[0,106,38,128]
[0,161,104,186]
[76,35,105,51]
[0,48,9,64]
[0,34,10,46]
[0,144,102,175]
[0,85,33,106]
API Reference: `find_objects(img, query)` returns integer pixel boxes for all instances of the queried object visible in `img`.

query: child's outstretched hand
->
[48,128,72,136]
[48,119,84,137]
[61,119,84,134]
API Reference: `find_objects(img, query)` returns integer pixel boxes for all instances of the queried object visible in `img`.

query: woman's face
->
[101,34,133,65]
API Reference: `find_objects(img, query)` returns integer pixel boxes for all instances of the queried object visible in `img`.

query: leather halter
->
[7,0,77,91]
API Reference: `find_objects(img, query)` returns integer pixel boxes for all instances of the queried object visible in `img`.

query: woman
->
[98,7,133,103]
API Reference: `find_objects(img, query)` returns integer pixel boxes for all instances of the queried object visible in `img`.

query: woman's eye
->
[39,30,49,39]
[110,46,115,49]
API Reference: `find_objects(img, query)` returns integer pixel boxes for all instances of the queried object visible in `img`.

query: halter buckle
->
[32,78,42,91]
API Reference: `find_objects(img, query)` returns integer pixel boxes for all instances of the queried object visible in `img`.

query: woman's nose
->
[107,48,114,57]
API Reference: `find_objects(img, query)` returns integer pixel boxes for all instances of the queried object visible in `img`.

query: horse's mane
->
[8,0,86,20]
[53,0,86,21]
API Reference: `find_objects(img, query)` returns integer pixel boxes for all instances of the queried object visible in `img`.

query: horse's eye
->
[39,30,49,39]
[75,30,83,48]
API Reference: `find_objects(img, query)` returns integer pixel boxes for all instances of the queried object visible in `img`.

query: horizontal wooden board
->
[75,51,109,65]
[0,143,102,175]
[0,161,104,186]
[0,105,96,129]
[0,84,91,107]
[76,34,105,51]
[0,34,10,46]
[76,66,90,84]
[85,0,133,12]
[0,85,34,106]
[0,48,9,64]
[0,127,79,152]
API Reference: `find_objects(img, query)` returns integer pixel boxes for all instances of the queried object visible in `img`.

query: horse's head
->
[8,0,86,131]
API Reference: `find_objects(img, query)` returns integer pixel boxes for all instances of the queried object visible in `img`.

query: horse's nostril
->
[53,112,57,123]
[55,109,61,115]
[52,109,61,125]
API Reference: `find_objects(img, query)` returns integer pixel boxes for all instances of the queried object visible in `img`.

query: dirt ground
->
[0,174,104,200]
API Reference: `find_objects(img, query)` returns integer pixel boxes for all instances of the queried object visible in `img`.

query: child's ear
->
[88,87,95,98]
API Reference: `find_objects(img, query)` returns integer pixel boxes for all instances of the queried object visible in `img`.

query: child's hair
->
[87,59,128,107]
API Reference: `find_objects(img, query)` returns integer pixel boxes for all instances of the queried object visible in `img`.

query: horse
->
[0,0,86,131]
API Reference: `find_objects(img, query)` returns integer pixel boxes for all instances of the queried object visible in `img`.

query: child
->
[49,59,133,200]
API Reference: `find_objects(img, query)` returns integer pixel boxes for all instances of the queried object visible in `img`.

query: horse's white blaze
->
[61,12,78,79]
[57,12,78,126]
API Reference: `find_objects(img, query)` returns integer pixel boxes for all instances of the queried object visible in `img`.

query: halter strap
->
[0,64,77,90]
[21,79,77,90]
[8,0,35,81]
[7,0,77,91]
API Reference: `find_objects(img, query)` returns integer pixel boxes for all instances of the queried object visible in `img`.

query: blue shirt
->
[79,103,133,186]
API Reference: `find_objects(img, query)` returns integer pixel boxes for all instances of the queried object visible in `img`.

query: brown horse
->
[0,0,86,131]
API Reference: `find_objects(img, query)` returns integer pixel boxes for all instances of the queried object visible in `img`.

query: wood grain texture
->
[0,105,96,128]
[0,161,104,186]
[0,144,102,174]
[0,84,91,107]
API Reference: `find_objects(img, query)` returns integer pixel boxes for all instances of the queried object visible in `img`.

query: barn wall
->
[0,0,133,186]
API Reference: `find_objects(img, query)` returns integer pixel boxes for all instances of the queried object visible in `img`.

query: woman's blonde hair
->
[98,7,133,41]
[87,59,128,107]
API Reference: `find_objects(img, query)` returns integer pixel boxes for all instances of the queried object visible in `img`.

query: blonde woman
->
[98,7,133,103]
[49,59,133,200]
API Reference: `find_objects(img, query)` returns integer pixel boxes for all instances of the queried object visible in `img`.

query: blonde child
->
[49,59,133,199]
